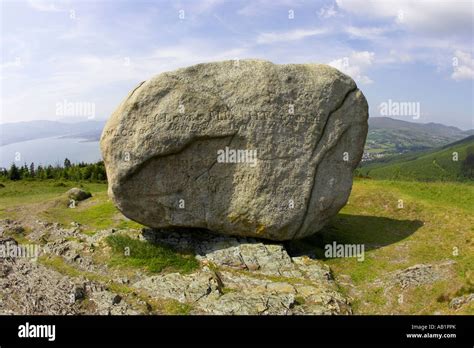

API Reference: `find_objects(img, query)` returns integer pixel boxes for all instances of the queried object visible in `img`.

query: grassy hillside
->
[0,180,142,233]
[289,179,473,314]
[360,135,474,181]
[365,117,472,156]
[0,178,472,314]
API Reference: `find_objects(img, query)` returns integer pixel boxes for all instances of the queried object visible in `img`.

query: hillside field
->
[360,136,474,181]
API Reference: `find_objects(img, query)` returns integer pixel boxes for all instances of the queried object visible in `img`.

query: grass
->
[106,234,199,274]
[41,195,143,234]
[160,300,193,315]
[0,180,104,205]
[40,254,86,278]
[0,180,143,233]
[378,180,474,212]
[287,178,474,314]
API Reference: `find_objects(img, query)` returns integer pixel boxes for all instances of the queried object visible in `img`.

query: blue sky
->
[1,0,473,129]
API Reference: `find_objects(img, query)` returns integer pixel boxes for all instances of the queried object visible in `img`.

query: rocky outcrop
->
[0,219,350,315]
[137,228,351,315]
[101,60,368,240]
[0,220,137,315]
[449,293,474,310]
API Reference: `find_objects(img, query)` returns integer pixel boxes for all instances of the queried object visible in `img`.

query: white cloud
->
[237,0,304,16]
[173,0,225,16]
[336,2,472,71]
[344,25,391,40]
[0,42,251,123]
[194,0,225,12]
[318,4,337,19]
[452,50,474,81]
[256,28,326,44]
[386,49,412,63]
[27,0,64,12]
[329,51,375,84]
[336,0,473,36]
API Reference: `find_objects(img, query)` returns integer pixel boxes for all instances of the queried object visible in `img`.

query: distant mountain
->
[0,120,105,146]
[365,117,472,158]
[359,135,474,181]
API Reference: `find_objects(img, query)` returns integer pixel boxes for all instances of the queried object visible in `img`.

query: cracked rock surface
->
[137,228,351,314]
[101,59,368,240]
[0,220,138,315]
[0,219,351,315]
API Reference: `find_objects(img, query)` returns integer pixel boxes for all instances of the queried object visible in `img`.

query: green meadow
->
[289,178,473,314]
[0,180,141,232]
[360,136,474,182]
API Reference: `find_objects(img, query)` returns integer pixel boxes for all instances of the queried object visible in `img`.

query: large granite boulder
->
[100,59,368,240]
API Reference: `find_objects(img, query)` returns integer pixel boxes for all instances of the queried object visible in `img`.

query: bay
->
[0,137,101,168]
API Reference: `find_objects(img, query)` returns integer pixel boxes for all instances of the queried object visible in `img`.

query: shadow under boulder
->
[285,213,423,259]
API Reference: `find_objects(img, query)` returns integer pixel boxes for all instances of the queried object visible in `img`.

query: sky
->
[0,0,473,129]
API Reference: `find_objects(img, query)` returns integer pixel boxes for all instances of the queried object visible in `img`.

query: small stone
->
[74,286,86,301]
[66,188,92,202]
[112,294,122,305]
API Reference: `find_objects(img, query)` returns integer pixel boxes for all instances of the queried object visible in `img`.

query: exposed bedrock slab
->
[100,59,368,240]
[137,228,352,315]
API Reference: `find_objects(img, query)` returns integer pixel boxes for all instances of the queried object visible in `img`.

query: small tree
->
[29,162,35,178]
[21,163,29,178]
[45,165,53,179]
[64,158,72,168]
[9,163,21,181]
